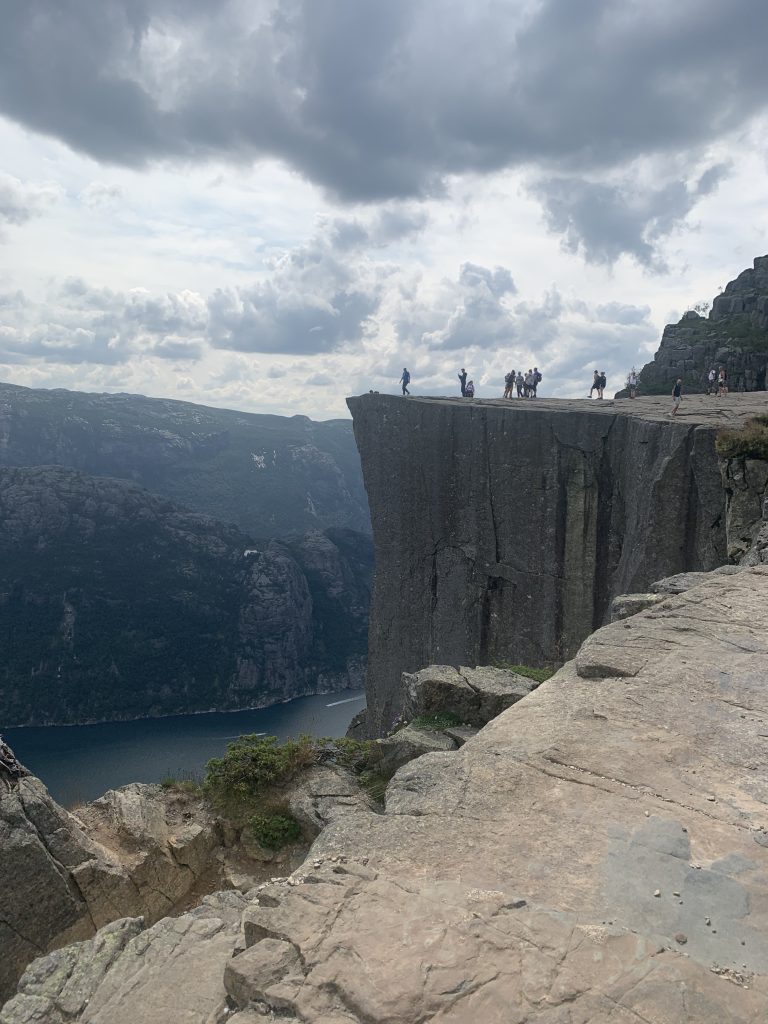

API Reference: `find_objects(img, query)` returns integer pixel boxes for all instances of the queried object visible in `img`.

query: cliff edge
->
[349,391,767,735]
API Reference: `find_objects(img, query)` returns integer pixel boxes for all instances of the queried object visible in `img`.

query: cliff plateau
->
[349,391,767,736]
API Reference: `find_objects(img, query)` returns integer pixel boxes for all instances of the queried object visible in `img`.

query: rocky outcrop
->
[0,761,226,1004]
[0,467,372,725]
[348,392,768,735]
[721,455,768,562]
[637,256,768,395]
[218,565,768,1021]
[0,893,248,1024]
[0,381,369,538]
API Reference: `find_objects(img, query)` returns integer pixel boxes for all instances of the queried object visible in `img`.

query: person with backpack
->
[707,367,717,395]
[503,370,515,399]
[627,367,638,399]
[532,367,542,397]
[515,371,524,398]
[465,379,475,398]
[597,370,607,399]
[458,368,468,397]
[717,366,728,395]
[524,369,534,397]
[400,368,411,395]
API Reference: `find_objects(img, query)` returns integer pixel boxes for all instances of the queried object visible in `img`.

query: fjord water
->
[5,689,366,807]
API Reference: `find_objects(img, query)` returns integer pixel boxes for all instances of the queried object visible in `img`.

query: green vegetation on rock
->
[409,712,462,732]
[249,812,303,850]
[491,663,555,684]
[204,734,318,821]
[716,416,768,460]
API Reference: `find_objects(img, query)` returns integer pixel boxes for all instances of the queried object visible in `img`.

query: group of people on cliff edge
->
[502,368,542,399]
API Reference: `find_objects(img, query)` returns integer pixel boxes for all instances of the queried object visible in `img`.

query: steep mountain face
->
[0,382,370,538]
[637,255,768,394]
[0,467,372,726]
[347,393,768,736]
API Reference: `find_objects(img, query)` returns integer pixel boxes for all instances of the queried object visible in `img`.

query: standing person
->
[707,367,717,395]
[465,379,475,398]
[671,377,683,416]
[597,370,607,399]
[400,367,411,395]
[524,369,534,398]
[532,367,542,397]
[515,371,524,398]
[717,366,728,395]
[589,370,600,397]
[458,368,468,397]
[627,367,638,399]
[503,370,515,399]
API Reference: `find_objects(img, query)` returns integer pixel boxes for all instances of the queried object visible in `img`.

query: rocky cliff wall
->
[637,255,768,395]
[348,393,765,736]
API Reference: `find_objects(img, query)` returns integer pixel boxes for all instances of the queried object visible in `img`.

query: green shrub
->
[204,733,317,821]
[716,416,768,461]
[249,812,302,850]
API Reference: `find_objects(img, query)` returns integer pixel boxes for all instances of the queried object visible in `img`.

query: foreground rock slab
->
[237,567,768,1022]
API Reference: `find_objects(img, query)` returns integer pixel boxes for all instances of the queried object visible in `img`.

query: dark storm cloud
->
[531,163,731,270]
[1,1,765,203]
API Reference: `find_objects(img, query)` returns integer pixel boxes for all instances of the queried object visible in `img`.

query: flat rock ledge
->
[7,567,768,1022]
[232,566,768,1022]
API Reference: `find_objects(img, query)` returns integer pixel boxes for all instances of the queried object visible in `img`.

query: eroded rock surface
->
[1,893,247,1024]
[231,566,768,1022]
[0,773,221,1004]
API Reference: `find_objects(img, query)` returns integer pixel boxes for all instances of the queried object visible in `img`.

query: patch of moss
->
[409,712,462,732]
[491,663,555,684]
[716,416,768,461]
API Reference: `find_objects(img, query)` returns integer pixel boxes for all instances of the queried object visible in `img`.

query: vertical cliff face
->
[349,394,731,735]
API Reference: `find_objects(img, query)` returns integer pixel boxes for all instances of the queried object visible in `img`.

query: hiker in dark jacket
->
[400,368,411,395]
[458,368,468,397]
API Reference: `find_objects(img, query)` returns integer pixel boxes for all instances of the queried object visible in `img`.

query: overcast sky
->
[1,0,767,419]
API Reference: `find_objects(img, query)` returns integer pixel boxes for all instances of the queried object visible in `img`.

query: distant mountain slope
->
[0,382,370,538]
[0,467,372,726]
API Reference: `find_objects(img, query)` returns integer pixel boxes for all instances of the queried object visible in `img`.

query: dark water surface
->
[5,689,366,807]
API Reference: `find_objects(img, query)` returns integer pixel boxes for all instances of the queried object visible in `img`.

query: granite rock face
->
[348,393,735,734]
[637,255,768,395]
[0,766,221,1004]
[0,893,248,1024]
[226,566,768,1022]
